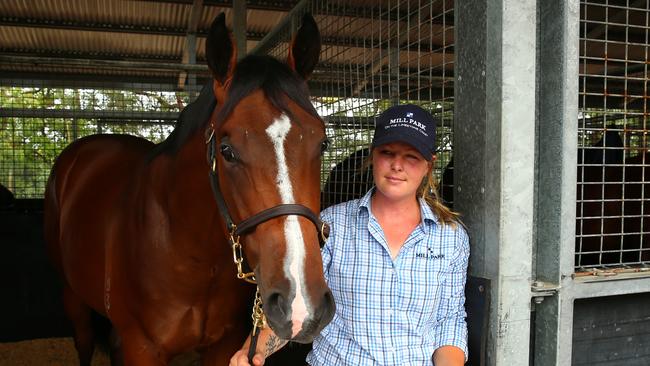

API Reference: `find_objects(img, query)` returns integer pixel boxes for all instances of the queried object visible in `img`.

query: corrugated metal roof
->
[0,0,458,92]
[0,0,619,100]
[1,26,185,57]
[1,0,193,28]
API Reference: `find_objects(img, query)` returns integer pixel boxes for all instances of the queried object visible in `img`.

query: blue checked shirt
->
[306,189,469,366]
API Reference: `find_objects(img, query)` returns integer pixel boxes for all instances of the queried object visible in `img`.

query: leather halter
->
[206,85,329,363]
[205,128,329,283]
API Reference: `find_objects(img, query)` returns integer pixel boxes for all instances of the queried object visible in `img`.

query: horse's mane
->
[150,82,217,156]
[151,55,320,156]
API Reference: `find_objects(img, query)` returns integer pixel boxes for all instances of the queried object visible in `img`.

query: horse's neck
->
[147,131,224,243]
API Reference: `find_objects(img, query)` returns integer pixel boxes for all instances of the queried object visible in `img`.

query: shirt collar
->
[357,187,440,227]
[357,187,374,214]
[418,196,440,228]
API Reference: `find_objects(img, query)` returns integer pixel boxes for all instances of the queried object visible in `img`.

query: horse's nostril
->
[318,289,336,324]
[266,292,287,319]
[324,290,333,306]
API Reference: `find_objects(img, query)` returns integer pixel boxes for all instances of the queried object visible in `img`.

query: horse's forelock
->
[215,55,320,129]
[151,55,320,158]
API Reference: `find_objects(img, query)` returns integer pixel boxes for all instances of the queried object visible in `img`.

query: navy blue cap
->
[371,104,437,161]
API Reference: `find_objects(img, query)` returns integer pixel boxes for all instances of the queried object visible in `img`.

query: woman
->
[231,104,469,366]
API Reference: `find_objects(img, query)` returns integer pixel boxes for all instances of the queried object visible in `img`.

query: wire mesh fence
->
[0,1,455,211]
[0,79,198,199]
[256,0,455,208]
[577,0,650,270]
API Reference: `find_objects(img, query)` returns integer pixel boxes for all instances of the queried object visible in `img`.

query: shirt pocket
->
[402,255,451,332]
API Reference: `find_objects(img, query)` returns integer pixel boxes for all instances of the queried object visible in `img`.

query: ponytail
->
[418,164,461,228]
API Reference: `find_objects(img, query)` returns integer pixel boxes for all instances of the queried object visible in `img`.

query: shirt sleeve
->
[433,226,470,360]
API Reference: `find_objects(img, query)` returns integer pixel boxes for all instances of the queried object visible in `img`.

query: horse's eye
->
[220,144,238,162]
[320,139,330,154]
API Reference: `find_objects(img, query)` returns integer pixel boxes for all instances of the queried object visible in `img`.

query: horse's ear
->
[287,13,321,80]
[206,13,237,87]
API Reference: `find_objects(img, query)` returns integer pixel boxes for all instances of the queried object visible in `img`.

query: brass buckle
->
[205,128,215,144]
[320,222,328,243]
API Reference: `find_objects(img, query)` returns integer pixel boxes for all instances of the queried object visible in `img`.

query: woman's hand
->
[229,348,265,366]
[229,327,287,365]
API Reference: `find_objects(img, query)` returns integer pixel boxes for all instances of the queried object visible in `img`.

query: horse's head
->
[205,13,334,343]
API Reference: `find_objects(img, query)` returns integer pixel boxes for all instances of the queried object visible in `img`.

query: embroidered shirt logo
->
[406,112,414,118]
[416,248,445,260]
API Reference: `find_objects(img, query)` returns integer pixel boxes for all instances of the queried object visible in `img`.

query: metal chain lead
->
[230,225,256,284]
[251,287,267,335]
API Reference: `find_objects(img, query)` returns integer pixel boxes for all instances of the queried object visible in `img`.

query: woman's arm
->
[432,228,471,364]
[229,327,288,366]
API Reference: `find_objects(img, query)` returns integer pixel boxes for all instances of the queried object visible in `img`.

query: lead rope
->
[247,287,267,363]
[229,220,265,364]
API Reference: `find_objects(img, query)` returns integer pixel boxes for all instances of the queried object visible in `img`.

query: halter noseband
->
[205,128,329,284]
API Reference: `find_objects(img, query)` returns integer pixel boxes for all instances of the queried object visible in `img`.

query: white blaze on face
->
[265,114,310,337]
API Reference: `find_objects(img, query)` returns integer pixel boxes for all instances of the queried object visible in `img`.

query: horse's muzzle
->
[263,287,335,343]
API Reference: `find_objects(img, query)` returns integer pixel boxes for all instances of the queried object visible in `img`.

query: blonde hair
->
[418,163,461,228]
[363,150,461,228]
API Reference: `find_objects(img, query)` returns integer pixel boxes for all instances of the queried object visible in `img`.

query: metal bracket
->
[531,281,560,304]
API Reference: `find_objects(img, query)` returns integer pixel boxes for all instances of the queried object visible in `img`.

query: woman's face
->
[372,141,431,203]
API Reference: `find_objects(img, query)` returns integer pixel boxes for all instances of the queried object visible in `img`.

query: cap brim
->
[371,135,433,161]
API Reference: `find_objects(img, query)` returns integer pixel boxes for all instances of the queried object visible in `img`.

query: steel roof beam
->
[178,0,203,90]
[0,72,208,91]
[139,0,443,22]
[0,108,180,121]
[0,15,266,40]
[0,17,448,53]
[0,54,209,72]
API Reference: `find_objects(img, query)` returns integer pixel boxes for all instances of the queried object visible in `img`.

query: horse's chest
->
[144,286,252,352]
[203,280,253,332]
[122,249,250,346]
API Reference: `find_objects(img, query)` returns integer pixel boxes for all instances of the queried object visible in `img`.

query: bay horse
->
[44,13,334,365]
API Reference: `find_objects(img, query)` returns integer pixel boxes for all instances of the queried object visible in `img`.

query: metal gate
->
[454,1,650,365]
[252,0,455,209]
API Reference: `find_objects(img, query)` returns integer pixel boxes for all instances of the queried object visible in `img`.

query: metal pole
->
[249,0,313,55]
[0,55,209,73]
[455,0,537,364]
[0,108,179,120]
[534,1,580,365]
[233,0,247,59]
[185,33,198,96]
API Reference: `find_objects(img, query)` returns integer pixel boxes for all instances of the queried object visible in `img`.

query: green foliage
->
[0,86,187,198]
[1,89,455,198]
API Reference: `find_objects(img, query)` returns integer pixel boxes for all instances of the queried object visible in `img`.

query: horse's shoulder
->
[77,133,154,149]
[50,134,156,198]
[59,134,154,162]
